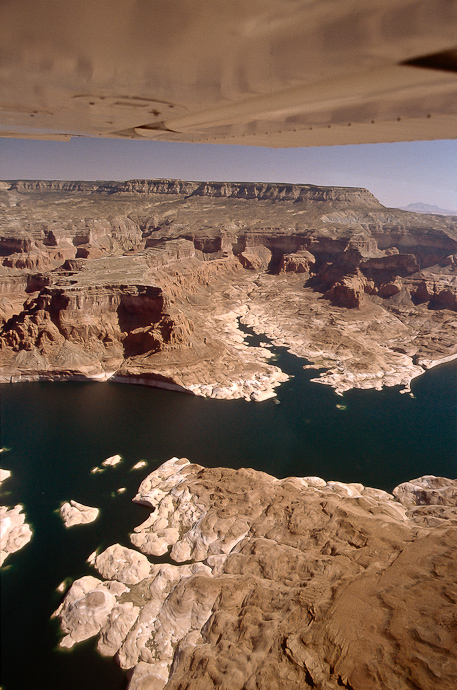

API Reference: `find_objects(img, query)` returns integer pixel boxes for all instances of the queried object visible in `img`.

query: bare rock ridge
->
[54,457,457,690]
[1,179,456,395]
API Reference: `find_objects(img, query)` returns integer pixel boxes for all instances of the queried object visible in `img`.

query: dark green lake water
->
[1,336,456,690]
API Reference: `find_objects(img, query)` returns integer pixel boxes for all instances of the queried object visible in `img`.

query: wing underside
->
[1,0,456,146]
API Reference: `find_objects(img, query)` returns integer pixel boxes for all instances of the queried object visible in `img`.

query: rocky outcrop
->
[132,461,148,470]
[88,544,153,584]
[54,458,457,690]
[393,476,457,525]
[1,179,456,396]
[324,269,368,308]
[102,454,122,467]
[278,249,315,275]
[0,503,33,566]
[0,467,11,485]
[394,475,457,509]
[59,500,99,528]
[52,576,131,649]
[407,273,457,310]
[237,245,272,271]
[0,268,29,327]
[377,276,403,297]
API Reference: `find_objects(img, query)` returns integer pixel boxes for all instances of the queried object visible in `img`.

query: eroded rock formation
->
[59,500,100,528]
[1,179,456,395]
[54,458,457,690]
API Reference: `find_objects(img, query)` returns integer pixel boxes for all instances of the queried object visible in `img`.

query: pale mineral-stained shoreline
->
[0,333,454,401]
[2,286,454,401]
[53,457,457,690]
[237,292,457,395]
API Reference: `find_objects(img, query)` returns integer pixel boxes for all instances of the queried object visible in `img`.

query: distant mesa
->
[400,202,457,216]
[4,178,384,207]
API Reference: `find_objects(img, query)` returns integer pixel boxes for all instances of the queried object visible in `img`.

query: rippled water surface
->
[1,340,456,690]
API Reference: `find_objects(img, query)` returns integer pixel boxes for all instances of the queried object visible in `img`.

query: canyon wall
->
[1,179,456,395]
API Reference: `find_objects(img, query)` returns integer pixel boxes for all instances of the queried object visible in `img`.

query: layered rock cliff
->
[53,457,457,690]
[7,179,384,206]
[1,179,456,395]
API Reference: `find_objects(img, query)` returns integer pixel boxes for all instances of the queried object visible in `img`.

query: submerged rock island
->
[0,179,456,396]
[59,500,99,528]
[54,457,457,690]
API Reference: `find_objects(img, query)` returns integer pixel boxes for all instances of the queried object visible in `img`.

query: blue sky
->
[0,137,456,211]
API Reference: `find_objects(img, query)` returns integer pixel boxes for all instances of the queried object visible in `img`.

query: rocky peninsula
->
[0,179,456,396]
[54,457,457,690]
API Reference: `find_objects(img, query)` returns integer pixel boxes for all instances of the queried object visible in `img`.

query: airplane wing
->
[0,0,456,146]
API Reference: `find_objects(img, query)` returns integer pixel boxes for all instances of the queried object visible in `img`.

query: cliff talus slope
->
[1,179,456,395]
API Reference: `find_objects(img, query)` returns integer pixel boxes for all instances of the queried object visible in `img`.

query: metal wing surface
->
[1,0,456,146]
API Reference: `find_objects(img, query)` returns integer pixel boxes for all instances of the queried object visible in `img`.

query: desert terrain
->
[1,179,456,398]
